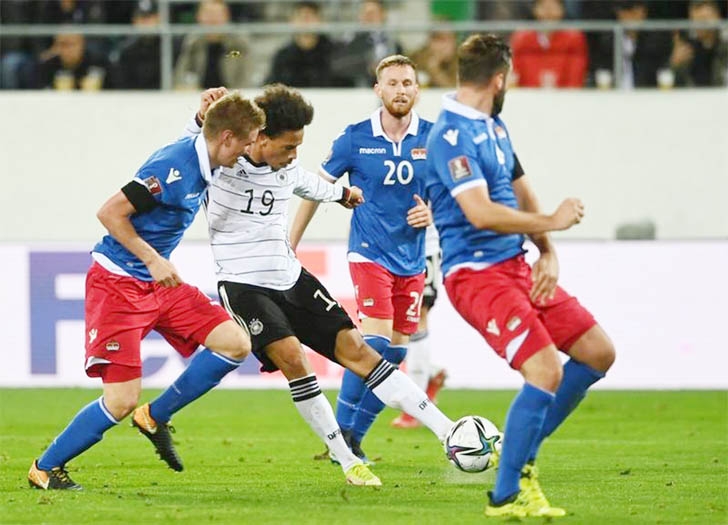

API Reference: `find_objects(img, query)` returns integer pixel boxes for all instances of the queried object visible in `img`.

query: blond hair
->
[203,91,265,140]
[375,54,418,81]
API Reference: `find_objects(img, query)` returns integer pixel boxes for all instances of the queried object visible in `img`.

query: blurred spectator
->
[34,33,112,90]
[670,0,728,87]
[410,29,458,87]
[331,0,403,87]
[265,1,344,87]
[173,0,248,89]
[510,0,588,87]
[1,1,37,88]
[112,0,161,89]
[476,0,531,20]
[615,0,672,88]
[35,0,107,24]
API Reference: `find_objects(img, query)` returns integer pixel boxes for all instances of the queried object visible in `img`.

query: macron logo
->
[166,168,182,184]
[359,147,387,155]
[442,129,459,146]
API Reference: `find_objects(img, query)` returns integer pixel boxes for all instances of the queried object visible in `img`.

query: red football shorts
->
[444,255,596,370]
[349,262,425,335]
[84,263,232,381]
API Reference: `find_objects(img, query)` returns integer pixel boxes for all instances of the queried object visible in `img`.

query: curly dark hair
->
[254,84,314,138]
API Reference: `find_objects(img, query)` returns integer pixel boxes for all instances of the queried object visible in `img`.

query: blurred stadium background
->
[1,1,726,522]
[1,0,726,391]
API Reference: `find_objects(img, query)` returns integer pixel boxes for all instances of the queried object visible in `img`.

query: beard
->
[383,96,415,118]
[492,87,506,117]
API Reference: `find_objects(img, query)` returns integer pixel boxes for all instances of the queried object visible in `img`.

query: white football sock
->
[405,330,431,392]
[365,360,454,441]
[290,374,360,472]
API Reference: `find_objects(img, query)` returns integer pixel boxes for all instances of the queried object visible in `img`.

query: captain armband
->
[121,181,159,214]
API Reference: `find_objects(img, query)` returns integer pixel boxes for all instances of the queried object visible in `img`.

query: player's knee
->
[594,337,616,373]
[227,327,252,360]
[275,347,309,378]
[104,392,140,420]
[208,323,251,360]
[335,328,379,374]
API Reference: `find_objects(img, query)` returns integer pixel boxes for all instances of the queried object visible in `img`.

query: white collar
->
[442,92,491,121]
[194,134,213,183]
[369,107,420,139]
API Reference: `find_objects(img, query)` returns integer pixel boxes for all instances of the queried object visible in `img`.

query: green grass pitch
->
[1,389,726,524]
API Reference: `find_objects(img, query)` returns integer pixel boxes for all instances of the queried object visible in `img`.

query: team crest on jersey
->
[105,341,120,352]
[143,176,162,195]
[276,170,289,185]
[448,156,473,181]
[411,148,427,160]
[249,318,264,336]
[494,126,507,139]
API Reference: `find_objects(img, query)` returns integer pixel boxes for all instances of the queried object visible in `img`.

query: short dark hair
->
[458,34,511,85]
[255,84,314,138]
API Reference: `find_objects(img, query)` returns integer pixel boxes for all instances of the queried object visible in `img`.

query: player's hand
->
[147,256,183,288]
[407,194,432,229]
[530,251,559,305]
[340,186,364,209]
[197,87,228,122]
[550,198,584,231]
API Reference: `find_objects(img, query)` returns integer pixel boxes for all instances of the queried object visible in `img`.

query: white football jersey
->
[206,156,344,290]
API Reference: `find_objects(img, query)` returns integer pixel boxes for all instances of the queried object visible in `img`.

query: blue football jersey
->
[93,135,210,281]
[322,109,433,276]
[426,94,525,276]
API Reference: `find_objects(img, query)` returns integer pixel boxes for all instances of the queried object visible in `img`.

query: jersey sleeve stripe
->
[450,178,487,198]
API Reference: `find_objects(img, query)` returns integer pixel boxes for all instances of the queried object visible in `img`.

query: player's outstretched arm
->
[96,191,182,287]
[455,184,584,235]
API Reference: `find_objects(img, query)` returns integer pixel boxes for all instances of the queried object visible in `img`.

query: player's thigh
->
[566,323,615,372]
[538,286,599,354]
[156,283,235,358]
[84,264,156,374]
[284,268,355,365]
[445,267,553,371]
[349,262,395,321]
[218,281,296,373]
[391,272,425,335]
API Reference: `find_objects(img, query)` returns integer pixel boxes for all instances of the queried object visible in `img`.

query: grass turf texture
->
[1,389,726,524]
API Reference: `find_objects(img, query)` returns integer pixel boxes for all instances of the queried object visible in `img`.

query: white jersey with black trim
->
[206,155,345,290]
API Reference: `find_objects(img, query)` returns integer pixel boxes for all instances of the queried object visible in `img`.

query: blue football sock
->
[149,349,242,424]
[336,335,389,431]
[37,397,118,470]
[528,359,604,461]
[492,383,554,503]
[351,343,407,443]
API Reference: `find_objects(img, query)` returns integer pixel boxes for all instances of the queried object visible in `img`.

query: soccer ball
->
[444,415,502,473]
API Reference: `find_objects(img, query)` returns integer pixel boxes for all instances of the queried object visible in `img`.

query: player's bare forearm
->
[289,199,321,251]
[513,177,555,253]
[456,187,558,234]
